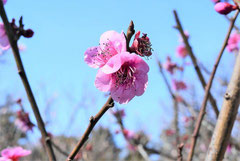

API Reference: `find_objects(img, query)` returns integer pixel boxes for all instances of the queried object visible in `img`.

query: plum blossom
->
[227,32,240,52]
[165,129,175,136]
[95,52,149,104]
[214,2,238,15]
[172,79,187,91]
[84,30,126,68]
[163,56,178,74]
[2,0,7,5]
[0,147,31,161]
[0,23,10,50]
[176,44,188,58]
[130,31,152,57]
[123,129,135,140]
[15,110,34,132]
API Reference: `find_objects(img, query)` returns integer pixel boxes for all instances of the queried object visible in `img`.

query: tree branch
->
[187,10,239,161]
[67,96,114,161]
[173,10,219,118]
[0,1,56,161]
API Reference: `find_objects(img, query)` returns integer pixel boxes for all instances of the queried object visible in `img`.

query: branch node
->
[224,93,231,100]
[89,116,95,123]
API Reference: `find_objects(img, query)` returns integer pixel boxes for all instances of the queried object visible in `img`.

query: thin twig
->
[0,2,56,161]
[177,143,184,161]
[67,96,114,161]
[113,108,176,161]
[187,10,239,161]
[173,10,219,118]
[52,141,69,157]
[155,57,197,117]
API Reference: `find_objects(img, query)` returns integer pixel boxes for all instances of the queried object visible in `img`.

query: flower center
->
[114,63,136,87]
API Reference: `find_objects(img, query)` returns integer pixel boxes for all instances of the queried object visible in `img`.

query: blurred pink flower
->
[214,2,237,15]
[123,129,135,140]
[130,31,152,57]
[2,0,7,5]
[226,144,232,153]
[165,129,175,136]
[15,110,34,132]
[0,23,10,50]
[176,44,188,58]
[172,80,187,91]
[84,30,126,68]
[176,95,184,102]
[95,52,149,104]
[0,147,31,161]
[227,32,240,52]
[163,56,178,74]
[178,30,189,43]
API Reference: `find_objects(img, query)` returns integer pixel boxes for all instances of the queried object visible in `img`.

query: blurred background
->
[0,0,240,160]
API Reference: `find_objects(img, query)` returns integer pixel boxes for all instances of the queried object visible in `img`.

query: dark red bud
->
[23,29,34,38]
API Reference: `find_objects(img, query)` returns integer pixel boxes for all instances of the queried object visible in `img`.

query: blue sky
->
[0,0,238,149]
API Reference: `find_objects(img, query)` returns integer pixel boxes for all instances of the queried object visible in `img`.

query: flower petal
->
[95,69,112,92]
[84,47,102,68]
[100,30,126,54]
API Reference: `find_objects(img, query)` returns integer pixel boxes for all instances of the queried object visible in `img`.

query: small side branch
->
[67,96,114,161]
[187,10,239,161]
[173,10,219,118]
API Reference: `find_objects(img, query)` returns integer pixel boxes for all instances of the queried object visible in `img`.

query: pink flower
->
[123,129,135,140]
[226,144,232,153]
[214,2,238,15]
[130,31,152,57]
[165,129,175,136]
[163,56,178,74]
[172,80,187,91]
[2,0,7,5]
[0,147,31,161]
[15,110,34,132]
[95,52,149,104]
[84,30,126,68]
[0,23,10,50]
[178,31,189,43]
[176,44,188,58]
[227,32,240,52]
[176,95,184,102]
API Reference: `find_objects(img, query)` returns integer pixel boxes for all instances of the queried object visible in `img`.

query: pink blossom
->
[0,147,31,161]
[15,110,34,132]
[130,31,152,57]
[176,95,184,102]
[123,129,135,140]
[179,31,189,43]
[172,80,187,91]
[163,56,178,74]
[214,2,238,15]
[227,32,240,52]
[176,44,188,58]
[165,129,175,136]
[2,0,7,5]
[226,144,232,153]
[84,30,126,68]
[0,23,10,50]
[95,52,149,104]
